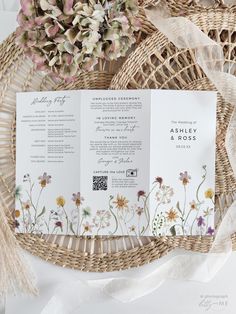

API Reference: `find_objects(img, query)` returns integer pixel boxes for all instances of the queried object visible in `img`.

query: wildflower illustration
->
[15,166,214,236]
[112,194,132,235]
[16,173,51,233]
[166,208,178,222]
[150,165,214,236]
[82,221,94,235]
[92,210,111,235]
[70,192,85,235]
[129,224,137,235]
[56,196,68,233]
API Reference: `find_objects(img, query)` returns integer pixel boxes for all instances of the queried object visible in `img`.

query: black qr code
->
[93,176,108,191]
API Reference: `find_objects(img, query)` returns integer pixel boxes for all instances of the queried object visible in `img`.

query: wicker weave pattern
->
[0,25,175,271]
[141,0,236,15]
[110,11,236,195]
[110,10,236,251]
[0,8,235,272]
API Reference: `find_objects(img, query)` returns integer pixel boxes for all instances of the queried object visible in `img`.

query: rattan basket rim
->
[0,7,236,274]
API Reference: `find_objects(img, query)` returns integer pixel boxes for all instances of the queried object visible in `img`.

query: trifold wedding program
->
[15,89,217,237]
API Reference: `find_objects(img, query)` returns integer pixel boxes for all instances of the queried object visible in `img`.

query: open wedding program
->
[15,89,217,237]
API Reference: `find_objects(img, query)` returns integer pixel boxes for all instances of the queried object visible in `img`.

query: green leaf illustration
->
[37,206,46,219]
[15,185,22,200]
[70,222,76,235]
[176,201,182,215]
[140,226,145,235]
[170,225,176,236]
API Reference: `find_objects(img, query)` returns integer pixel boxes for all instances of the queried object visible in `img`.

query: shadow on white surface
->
[0,11,17,42]
[1,7,236,314]
[5,251,236,314]
[0,0,19,11]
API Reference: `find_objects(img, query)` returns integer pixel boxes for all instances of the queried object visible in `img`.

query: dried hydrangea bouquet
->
[16,0,141,80]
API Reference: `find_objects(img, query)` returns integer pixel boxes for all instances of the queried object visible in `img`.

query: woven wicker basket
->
[0,8,173,272]
[141,0,236,14]
[1,7,236,273]
[110,8,236,251]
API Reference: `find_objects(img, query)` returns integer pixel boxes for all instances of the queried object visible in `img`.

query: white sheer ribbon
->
[144,6,236,177]
[41,6,236,313]
[41,199,236,313]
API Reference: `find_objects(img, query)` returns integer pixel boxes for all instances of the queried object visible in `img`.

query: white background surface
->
[1,6,236,314]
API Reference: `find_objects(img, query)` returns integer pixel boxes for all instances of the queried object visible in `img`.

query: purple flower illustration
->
[197,216,205,227]
[154,176,163,187]
[15,220,20,229]
[207,226,214,235]
[38,172,51,187]
[179,171,191,185]
[55,221,62,228]
[55,221,63,232]
[137,190,146,201]
[72,192,84,207]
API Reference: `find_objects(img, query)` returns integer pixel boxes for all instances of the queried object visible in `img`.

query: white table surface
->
[1,9,236,314]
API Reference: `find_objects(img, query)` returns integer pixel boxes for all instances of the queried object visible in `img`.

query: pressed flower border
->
[15,165,215,237]
[0,6,235,273]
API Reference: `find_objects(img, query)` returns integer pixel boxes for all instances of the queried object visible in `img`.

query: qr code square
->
[93,176,108,191]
